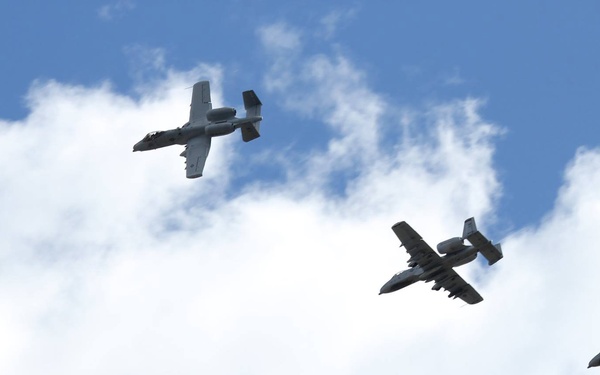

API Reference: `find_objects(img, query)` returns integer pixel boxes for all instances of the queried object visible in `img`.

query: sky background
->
[1,1,600,374]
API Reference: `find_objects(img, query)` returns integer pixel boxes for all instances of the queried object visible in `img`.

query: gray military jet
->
[379,217,502,304]
[133,81,263,178]
[589,352,600,368]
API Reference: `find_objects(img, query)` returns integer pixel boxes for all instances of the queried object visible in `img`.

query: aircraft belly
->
[419,266,443,281]
[451,252,478,268]
[179,125,205,140]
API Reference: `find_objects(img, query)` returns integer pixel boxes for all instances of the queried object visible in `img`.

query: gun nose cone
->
[589,352,600,368]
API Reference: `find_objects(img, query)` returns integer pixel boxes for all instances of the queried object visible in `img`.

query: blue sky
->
[2,1,600,374]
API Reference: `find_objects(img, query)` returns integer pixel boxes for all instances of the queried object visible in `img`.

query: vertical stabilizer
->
[462,217,477,239]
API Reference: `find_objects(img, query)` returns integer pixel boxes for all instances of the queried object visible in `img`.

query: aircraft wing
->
[183,135,211,178]
[392,221,483,304]
[431,267,484,304]
[392,221,444,272]
[189,81,212,124]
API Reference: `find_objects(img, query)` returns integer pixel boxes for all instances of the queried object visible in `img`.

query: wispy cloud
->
[317,7,359,40]
[443,66,466,86]
[97,0,135,21]
[258,22,302,52]
[123,45,167,83]
[256,23,303,93]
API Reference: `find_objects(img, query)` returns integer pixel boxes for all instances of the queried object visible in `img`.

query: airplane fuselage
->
[132,115,263,152]
[379,245,478,294]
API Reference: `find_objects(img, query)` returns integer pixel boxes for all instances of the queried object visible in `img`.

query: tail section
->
[241,90,262,142]
[463,217,503,266]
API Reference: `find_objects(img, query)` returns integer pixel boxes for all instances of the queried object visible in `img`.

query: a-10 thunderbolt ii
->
[133,81,262,178]
[379,217,503,305]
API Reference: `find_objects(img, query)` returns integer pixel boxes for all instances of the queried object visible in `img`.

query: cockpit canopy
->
[143,131,165,142]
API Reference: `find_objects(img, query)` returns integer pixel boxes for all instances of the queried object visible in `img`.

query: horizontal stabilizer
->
[241,90,262,142]
[241,123,260,142]
[476,241,503,266]
[463,217,503,265]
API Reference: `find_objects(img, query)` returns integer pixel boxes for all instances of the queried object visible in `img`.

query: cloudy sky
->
[1,1,600,374]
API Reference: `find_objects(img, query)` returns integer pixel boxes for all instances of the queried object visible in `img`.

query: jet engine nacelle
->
[205,123,235,137]
[436,237,466,254]
[206,107,236,122]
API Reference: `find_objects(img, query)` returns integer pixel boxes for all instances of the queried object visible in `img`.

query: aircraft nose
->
[133,141,143,152]
[379,284,389,295]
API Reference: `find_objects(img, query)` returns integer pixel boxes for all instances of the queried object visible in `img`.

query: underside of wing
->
[433,268,483,305]
[183,135,211,178]
[189,81,212,124]
[451,282,483,305]
[391,221,423,250]
[392,221,443,270]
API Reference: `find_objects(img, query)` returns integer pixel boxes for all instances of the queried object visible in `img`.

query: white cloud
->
[443,66,466,86]
[124,45,167,73]
[257,22,302,53]
[317,7,359,40]
[257,22,303,93]
[97,0,135,21]
[1,23,600,375]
